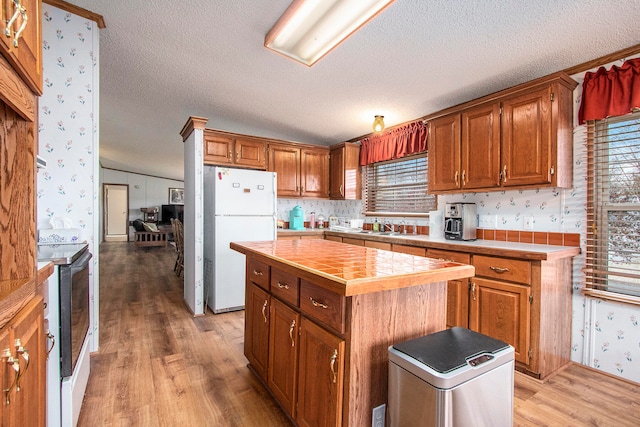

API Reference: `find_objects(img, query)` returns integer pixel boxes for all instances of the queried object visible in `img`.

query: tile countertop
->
[323,230,581,261]
[230,239,475,297]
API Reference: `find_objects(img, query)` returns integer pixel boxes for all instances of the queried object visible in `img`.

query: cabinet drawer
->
[427,249,471,264]
[365,240,391,250]
[392,244,426,257]
[472,255,530,285]
[271,268,300,307]
[300,280,345,334]
[247,258,270,290]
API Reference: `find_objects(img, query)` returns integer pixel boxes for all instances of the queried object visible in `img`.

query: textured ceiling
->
[67,0,640,181]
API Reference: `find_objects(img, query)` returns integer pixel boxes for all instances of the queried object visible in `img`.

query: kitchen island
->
[230,239,474,427]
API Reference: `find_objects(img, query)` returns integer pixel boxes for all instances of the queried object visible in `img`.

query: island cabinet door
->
[296,318,345,427]
[268,299,300,417]
[244,282,270,382]
[469,278,531,365]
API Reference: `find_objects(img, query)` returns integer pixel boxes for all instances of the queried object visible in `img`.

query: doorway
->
[103,184,129,242]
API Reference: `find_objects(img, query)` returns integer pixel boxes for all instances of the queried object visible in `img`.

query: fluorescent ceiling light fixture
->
[265,0,395,66]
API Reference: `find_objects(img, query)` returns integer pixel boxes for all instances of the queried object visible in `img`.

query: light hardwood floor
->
[78,242,640,426]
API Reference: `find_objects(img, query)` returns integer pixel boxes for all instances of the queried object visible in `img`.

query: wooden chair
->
[171,218,184,276]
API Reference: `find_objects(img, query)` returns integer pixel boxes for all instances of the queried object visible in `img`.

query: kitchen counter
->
[230,239,474,296]
[233,238,471,426]
[324,230,580,261]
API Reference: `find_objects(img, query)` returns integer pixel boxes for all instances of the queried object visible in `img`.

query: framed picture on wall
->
[169,188,184,205]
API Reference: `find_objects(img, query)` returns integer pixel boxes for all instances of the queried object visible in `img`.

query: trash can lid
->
[392,327,511,374]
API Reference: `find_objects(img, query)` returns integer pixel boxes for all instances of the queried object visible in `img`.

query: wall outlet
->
[372,403,386,427]
[478,214,497,228]
[524,216,534,230]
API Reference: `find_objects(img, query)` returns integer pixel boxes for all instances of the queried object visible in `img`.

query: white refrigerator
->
[203,166,277,313]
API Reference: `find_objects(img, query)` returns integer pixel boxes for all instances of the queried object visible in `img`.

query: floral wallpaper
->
[38,5,100,351]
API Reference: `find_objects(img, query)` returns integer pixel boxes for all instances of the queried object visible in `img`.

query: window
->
[363,154,436,215]
[586,111,640,299]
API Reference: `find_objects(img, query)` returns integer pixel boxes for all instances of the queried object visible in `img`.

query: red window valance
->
[578,57,640,125]
[359,121,428,166]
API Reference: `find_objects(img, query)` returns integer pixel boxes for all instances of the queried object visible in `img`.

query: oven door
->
[59,250,92,378]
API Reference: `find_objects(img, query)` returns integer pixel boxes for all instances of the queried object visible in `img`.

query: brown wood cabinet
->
[244,282,270,382]
[296,317,344,427]
[0,0,42,94]
[268,143,329,198]
[0,3,44,425]
[203,130,267,169]
[329,142,361,200]
[428,73,577,194]
[469,278,531,364]
[268,298,299,417]
[0,296,46,427]
[427,248,471,330]
[362,235,573,379]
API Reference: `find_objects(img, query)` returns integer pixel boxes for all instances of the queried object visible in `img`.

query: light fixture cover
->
[373,115,385,132]
[265,0,395,66]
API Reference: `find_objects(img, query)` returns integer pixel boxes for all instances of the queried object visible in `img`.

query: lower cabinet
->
[426,248,470,329]
[244,282,270,382]
[0,296,46,427]
[296,318,344,427]
[268,298,299,416]
[469,278,531,364]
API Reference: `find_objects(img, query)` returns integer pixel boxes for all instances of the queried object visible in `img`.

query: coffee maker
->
[444,203,477,241]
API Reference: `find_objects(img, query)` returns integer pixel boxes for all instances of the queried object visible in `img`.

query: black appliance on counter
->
[444,203,477,241]
[37,242,92,377]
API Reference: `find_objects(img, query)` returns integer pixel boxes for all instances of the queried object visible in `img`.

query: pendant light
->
[373,115,385,132]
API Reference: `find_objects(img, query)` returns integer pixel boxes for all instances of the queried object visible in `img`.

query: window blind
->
[363,154,436,215]
[586,112,640,298]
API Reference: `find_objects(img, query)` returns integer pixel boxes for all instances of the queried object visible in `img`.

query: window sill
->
[581,288,640,306]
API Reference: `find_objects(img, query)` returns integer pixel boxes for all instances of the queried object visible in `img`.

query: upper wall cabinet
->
[329,142,361,200]
[428,72,577,194]
[268,143,329,198]
[0,0,42,95]
[203,130,267,170]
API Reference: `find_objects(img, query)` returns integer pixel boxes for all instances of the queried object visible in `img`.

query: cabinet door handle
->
[503,165,507,183]
[309,297,328,309]
[46,331,55,360]
[330,349,338,384]
[5,0,20,38]
[236,151,240,161]
[13,4,27,48]
[462,170,466,186]
[253,269,263,276]
[277,281,289,290]
[228,150,232,159]
[261,300,268,323]
[2,348,20,404]
[471,282,477,301]
[339,184,344,197]
[489,266,510,274]
[454,170,459,187]
[14,339,28,392]
[289,319,296,347]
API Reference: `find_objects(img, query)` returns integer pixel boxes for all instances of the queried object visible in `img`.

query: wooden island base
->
[231,240,474,427]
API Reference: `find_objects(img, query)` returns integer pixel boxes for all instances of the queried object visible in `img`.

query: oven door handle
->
[70,250,92,274]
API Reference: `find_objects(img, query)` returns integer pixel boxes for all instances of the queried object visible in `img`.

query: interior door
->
[104,184,129,242]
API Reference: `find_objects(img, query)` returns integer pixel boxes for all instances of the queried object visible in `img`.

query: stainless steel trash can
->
[388,327,514,427]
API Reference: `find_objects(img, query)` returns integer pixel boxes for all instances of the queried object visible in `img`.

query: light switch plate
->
[478,214,497,228]
[524,216,534,230]
[372,403,385,427]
